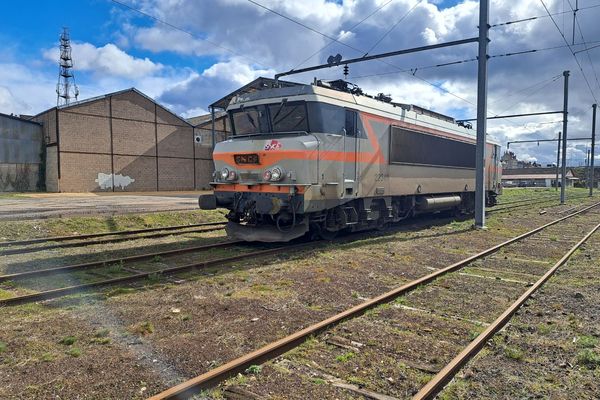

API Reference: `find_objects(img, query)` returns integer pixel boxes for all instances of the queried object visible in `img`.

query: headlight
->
[226,170,237,181]
[220,168,229,180]
[270,167,283,181]
[263,170,272,181]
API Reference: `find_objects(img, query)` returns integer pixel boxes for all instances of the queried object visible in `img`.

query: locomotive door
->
[343,109,358,196]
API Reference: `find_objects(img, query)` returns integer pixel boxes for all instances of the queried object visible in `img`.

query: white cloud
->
[202,58,275,85]
[5,0,600,166]
[43,42,163,79]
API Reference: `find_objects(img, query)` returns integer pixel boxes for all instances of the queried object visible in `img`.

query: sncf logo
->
[264,139,282,151]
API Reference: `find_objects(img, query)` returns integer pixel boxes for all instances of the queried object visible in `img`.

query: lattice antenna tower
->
[56,27,79,106]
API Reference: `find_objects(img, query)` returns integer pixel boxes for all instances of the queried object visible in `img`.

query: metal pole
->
[210,106,216,150]
[475,0,489,229]
[591,104,597,196]
[555,131,561,191]
[586,149,591,188]
[561,70,570,204]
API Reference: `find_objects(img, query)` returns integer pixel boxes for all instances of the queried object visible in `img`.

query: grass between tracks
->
[0,209,227,241]
[0,187,597,399]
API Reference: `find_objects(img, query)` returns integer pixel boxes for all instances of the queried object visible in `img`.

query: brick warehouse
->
[32,88,216,192]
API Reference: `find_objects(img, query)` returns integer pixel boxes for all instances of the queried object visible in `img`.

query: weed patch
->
[576,349,600,368]
[132,321,155,336]
[335,351,355,362]
[59,336,77,346]
[576,335,598,349]
[66,347,81,357]
[504,346,524,361]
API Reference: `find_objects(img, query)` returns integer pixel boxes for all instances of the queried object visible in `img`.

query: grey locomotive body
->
[200,81,502,242]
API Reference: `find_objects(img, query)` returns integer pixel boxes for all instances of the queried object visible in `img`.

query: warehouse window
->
[390,126,475,169]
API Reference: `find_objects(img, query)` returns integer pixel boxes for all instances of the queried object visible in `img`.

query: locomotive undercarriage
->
[216,190,495,242]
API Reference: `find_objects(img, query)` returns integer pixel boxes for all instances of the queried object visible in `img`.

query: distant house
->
[502,167,578,188]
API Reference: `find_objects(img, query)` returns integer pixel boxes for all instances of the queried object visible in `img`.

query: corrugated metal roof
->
[32,88,192,126]
[186,111,227,127]
[209,77,301,110]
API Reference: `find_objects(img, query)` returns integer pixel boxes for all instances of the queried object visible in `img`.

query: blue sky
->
[1,0,600,166]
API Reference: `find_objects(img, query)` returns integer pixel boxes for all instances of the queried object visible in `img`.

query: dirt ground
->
[0,189,598,399]
[0,191,210,221]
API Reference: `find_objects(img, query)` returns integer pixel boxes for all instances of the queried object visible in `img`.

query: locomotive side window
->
[307,102,345,134]
[345,110,356,136]
[390,126,476,169]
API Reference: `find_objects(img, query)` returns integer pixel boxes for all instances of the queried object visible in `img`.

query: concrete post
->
[561,71,570,204]
[475,0,489,229]
[590,104,596,196]
[555,131,561,190]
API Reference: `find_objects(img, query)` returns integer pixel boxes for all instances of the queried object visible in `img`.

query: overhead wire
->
[488,74,561,107]
[246,0,583,134]
[490,3,600,28]
[569,1,600,93]
[291,0,395,70]
[363,0,422,56]
[110,0,270,68]
[247,0,479,108]
[493,75,562,117]
[538,0,598,103]
[349,38,600,80]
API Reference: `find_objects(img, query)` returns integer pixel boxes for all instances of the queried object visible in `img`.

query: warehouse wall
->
[33,89,214,192]
[0,114,43,191]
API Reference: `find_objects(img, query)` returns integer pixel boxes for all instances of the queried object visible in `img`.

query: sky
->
[1,0,600,166]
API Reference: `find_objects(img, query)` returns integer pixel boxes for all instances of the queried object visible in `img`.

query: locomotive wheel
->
[311,224,338,240]
[319,227,338,240]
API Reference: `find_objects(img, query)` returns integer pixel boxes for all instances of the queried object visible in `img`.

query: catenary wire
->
[490,3,600,28]
[539,0,598,103]
[570,2,600,93]
[247,0,484,110]
[291,0,395,70]
[363,0,422,56]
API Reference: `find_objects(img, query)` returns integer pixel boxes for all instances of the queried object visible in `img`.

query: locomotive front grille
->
[239,172,261,181]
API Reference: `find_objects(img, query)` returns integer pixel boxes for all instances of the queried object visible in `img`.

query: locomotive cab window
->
[345,110,357,136]
[230,105,270,135]
[268,101,309,133]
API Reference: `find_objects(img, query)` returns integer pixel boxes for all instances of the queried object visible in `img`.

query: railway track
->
[0,221,227,256]
[487,192,589,214]
[0,240,304,306]
[1,196,593,307]
[414,220,600,399]
[147,201,600,400]
[0,240,240,283]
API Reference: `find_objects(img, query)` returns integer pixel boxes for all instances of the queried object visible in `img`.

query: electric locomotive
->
[199,80,502,242]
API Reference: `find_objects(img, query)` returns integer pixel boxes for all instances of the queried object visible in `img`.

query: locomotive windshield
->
[229,101,349,136]
[230,105,270,135]
[230,101,308,135]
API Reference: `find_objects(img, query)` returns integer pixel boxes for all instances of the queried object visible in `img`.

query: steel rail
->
[147,201,600,400]
[492,193,560,206]
[487,193,590,214]
[0,221,226,247]
[0,224,227,256]
[413,220,600,400]
[0,240,242,283]
[0,242,315,307]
